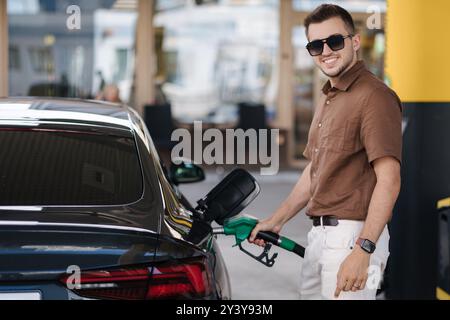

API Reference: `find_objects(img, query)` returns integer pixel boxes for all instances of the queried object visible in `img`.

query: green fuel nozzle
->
[195,169,305,267]
[214,215,305,267]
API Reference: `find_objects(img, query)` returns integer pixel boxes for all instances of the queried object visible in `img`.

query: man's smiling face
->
[307,17,360,79]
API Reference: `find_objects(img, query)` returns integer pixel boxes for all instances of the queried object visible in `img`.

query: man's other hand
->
[335,247,371,298]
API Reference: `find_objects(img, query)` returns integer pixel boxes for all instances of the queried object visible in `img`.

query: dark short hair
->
[304,4,356,38]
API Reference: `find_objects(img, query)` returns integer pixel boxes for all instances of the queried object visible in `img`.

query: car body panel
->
[0,97,231,300]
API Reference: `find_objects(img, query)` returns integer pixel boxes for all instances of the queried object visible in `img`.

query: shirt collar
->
[322,60,366,94]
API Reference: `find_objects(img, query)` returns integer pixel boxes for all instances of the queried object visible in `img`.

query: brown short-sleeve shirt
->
[303,61,403,220]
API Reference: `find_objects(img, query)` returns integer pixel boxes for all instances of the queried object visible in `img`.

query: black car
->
[0,98,231,300]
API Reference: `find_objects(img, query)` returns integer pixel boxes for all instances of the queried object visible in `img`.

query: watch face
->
[362,240,376,253]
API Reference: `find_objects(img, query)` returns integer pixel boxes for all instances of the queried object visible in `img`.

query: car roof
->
[0,97,137,131]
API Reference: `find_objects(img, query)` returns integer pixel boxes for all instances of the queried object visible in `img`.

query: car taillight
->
[60,259,212,300]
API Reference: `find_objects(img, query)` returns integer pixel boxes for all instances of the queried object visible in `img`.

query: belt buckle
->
[329,216,339,227]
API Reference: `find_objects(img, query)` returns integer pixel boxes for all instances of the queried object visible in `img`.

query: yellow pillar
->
[385,0,450,300]
[386,0,450,102]
[0,0,8,98]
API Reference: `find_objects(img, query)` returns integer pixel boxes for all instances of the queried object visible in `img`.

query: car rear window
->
[0,128,143,206]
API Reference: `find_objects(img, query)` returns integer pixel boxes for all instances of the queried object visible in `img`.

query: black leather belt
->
[311,215,339,227]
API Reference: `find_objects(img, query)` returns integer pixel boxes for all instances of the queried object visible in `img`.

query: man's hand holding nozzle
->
[248,217,283,247]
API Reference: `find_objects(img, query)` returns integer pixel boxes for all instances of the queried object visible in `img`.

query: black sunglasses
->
[306,34,354,56]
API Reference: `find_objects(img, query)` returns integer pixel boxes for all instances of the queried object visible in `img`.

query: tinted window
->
[0,128,143,206]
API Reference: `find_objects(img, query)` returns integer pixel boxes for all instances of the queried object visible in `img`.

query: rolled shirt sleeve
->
[360,87,403,165]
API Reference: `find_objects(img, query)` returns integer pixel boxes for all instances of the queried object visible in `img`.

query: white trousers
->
[299,219,390,300]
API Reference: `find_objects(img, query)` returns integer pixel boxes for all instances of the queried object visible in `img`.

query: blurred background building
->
[3,0,386,167]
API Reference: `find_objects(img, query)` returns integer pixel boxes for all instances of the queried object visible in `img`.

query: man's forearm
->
[359,173,401,244]
[270,162,312,226]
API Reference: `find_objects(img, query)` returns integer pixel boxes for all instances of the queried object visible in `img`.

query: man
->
[249,4,402,300]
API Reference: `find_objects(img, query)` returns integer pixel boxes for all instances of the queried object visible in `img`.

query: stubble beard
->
[320,53,355,78]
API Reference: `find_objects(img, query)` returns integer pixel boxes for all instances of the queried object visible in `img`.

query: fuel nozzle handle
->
[256,231,305,258]
[219,215,306,260]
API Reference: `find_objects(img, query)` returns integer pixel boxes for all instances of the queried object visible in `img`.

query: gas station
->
[0,0,449,300]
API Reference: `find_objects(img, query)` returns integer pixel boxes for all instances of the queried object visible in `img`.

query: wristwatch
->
[356,238,376,254]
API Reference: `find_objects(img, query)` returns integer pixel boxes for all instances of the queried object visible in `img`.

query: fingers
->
[250,234,266,247]
[248,219,281,247]
[336,275,367,298]
[249,221,269,244]
[249,224,262,243]
[335,261,370,298]
[341,277,367,294]
[360,275,368,290]
[255,239,266,247]
[334,284,343,299]
[335,278,357,298]
[334,272,346,298]
[248,225,266,247]
[351,281,361,292]
[351,277,367,292]
[344,278,355,292]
